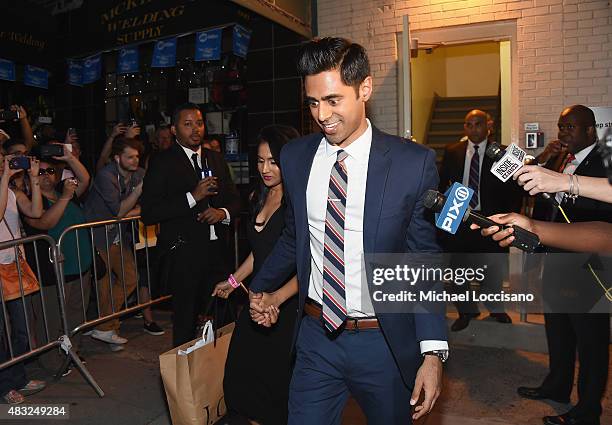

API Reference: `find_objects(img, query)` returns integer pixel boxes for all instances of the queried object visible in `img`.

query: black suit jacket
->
[141,143,241,254]
[534,144,612,227]
[438,139,524,252]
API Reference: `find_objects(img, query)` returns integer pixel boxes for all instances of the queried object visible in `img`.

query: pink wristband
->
[228,274,240,289]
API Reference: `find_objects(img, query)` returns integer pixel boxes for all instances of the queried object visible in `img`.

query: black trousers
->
[542,313,609,419]
[164,239,231,347]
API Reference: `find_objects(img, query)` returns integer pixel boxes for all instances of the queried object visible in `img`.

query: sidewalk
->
[7,310,611,425]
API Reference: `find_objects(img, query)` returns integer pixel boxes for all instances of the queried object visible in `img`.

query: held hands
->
[249,290,280,327]
[191,176,218,202]
[513,165,567,195]
[410,355,443,420]
[470,213,534,248]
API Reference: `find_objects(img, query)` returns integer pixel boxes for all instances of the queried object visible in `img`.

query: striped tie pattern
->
[322,150,348,332]
[468,145,480,209]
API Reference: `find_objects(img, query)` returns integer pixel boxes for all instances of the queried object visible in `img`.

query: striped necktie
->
[322,150,348,332]
[468,144,480,209]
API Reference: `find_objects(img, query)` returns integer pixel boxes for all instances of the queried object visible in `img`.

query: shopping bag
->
[160,321,235,425]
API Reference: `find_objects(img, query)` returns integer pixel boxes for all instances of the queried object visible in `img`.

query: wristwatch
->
[423,350,448,363]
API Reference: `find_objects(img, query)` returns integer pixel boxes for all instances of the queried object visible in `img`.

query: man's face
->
[115,146,140,172]
[172,109,205,151]
[557,108,593,154]
[157,128,173,151]
[464,113,488,144]
[304,69,371,147]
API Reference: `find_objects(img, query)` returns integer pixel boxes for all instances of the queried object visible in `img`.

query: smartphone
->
[202,168,217,192]
[0,110,20,121]
[67,127,77,136]
[40,144,64,158]
[129,118,138,127]
[8,156,30,170]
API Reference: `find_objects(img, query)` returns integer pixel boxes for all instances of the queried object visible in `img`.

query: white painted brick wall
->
[317,0,612,141]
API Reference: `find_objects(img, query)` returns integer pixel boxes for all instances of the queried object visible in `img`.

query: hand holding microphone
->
[423,184,540,252]
[469,213,534,249]
[513,165,569,195]
[486,141,559,206]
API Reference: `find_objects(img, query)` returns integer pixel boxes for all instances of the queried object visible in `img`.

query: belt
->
[303,300,380,330]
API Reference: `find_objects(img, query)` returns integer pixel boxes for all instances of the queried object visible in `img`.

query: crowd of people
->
[0,36,610,425]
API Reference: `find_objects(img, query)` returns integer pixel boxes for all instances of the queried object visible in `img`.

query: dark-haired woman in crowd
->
[212,125,300,425]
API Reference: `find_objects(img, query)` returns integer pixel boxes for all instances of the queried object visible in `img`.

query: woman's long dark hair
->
[250,125,300,222]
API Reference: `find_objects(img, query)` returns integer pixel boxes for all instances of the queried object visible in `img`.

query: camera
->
[40,144,64,158]
[0,110,20,121]
[8,156,30,170]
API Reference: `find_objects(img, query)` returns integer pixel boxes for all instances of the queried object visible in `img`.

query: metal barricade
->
[56,216,171,341]
[0,234,103,396]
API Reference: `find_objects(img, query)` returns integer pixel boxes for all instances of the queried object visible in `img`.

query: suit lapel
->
[452,140,468,183]
[363,128,391,254]
[171,142,199,183]
[299,136,320,238]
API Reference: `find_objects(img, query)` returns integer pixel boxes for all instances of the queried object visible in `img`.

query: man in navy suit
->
[248,37,448,425]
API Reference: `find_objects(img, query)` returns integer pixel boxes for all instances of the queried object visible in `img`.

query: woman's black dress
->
[223,205,298,425]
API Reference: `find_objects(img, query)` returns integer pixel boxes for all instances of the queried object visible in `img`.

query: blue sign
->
[82,54,102,84]
[24,65,48,89]
[232,25,251,59]
[118,46,139,74]
[195,28,222,61]
[434,182,473,235]
[67,60,83,86]
[0,58,16,82]
[152,38,177,68]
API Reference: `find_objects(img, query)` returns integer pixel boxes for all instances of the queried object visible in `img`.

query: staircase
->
[425,95,500,161]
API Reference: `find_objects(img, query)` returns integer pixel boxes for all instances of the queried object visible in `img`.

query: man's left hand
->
[197,208,226,224]
[410,355,443,420]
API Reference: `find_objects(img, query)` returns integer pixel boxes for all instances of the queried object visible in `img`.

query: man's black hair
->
[172,102,202,125]
[296,37,370,91]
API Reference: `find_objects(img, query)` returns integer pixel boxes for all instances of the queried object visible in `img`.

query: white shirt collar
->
[324,118,372,164]
[467,139,486,153]
[177,141,201,160]
[572,142,596,166]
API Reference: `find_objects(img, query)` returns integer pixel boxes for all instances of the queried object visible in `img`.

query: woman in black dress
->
[213,125,300,425]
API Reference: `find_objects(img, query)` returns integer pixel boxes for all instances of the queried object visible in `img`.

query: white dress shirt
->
[461,139,486,211]
[555,142,597,204]
[178,142,230,240]
[305,120,448,354]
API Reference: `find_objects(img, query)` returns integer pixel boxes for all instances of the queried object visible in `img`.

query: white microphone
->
[486,142,558,206]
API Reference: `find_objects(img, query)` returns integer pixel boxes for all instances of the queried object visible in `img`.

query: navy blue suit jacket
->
[249,126,448,385]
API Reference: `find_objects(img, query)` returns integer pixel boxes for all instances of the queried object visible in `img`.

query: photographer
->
[0,105,35,152]
[96,121,140,173]
[23,144,91,374]
[0,151,44,405]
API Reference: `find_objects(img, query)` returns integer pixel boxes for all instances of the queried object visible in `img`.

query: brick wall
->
[317,0,612,142]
